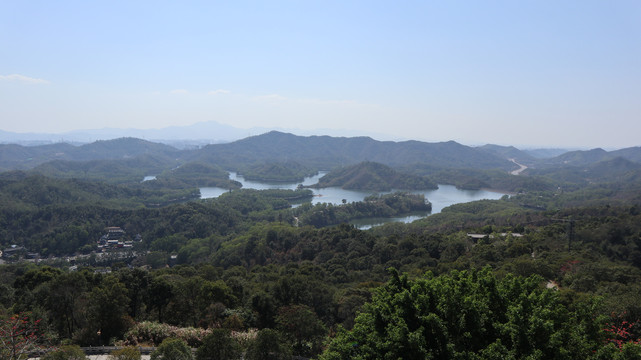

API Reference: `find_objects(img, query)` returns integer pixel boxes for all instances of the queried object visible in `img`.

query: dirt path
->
[509,158,528,175]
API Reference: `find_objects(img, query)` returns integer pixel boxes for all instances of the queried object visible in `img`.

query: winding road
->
[509,158,528,175]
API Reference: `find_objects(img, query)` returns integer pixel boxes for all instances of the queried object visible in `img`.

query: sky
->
[1,1,640,148]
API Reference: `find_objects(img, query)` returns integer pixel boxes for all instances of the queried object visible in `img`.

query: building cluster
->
[1,244,39,262]
[97,226,141,250]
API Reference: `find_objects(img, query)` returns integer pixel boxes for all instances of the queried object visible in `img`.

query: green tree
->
[245,328,291,360]
[41,345,87,360]
[46,272,88,339]
[195,328,241,360]
[321,268,605,360]
[151,338,194,360]
[117,268,151,320]
[88,275,131,344]
[146,276,173,323]
[276,304,326,357]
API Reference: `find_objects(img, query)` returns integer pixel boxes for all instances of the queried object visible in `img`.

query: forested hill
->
[0,171,199,210]
[521,147,641,168]
[191,131,515,170]
[312,161,438,191]
[0,137,179,170]
[477,144,537,165]
[4,133,641,181]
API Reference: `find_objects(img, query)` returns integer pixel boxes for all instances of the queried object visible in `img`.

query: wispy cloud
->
[0,74,50,84]
[170,89,188,94]
[254,94,288,101]
[208,89,231,95]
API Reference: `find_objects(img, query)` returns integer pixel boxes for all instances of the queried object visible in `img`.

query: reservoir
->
[201,172,507,229]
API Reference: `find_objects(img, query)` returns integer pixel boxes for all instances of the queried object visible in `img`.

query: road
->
[509,158,528,175]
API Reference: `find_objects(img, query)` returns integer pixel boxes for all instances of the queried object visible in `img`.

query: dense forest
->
[238,161,316,182]
[310,161,437,191]
[3,134,641,359]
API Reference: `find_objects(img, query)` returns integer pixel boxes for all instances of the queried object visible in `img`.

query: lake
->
[200,172,507,229]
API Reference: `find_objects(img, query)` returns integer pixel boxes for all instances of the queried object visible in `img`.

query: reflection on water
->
[201,172,507,229]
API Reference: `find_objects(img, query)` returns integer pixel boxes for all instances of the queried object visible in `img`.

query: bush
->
[109,346,141,360]
[151,338,194,360]
[124,321,209,347]
[41,345,87,360]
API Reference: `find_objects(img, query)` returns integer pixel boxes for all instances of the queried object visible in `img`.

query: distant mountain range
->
[191,131,515,170]
[0,137,179,170]
[0,121,398,147]
[0,122,250,146]
[1,131,641,188]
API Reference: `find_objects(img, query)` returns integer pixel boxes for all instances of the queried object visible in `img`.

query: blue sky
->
[1,1,640,148]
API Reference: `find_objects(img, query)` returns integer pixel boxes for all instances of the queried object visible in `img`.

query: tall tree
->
[195,329,241,360]
[321,268,605,360]
[146,276,173,323]
[46,272,88,338]
[88,275,131,344]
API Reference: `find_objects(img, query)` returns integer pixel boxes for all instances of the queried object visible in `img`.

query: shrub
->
[151,338,193,360]
[124,322,208,347]
[109,346,141,360]
[41,345,87,360]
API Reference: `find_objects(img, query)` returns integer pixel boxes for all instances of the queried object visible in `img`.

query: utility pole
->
[551,217,576,252]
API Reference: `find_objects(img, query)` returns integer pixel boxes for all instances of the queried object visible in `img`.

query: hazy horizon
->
[2,1,640,148]
[0,121,605,151]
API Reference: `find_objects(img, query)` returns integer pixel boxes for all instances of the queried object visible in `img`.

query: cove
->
[201,172,508,229]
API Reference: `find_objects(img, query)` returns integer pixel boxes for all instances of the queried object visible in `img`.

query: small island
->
[295,192,432,227]
[310,161,438,191]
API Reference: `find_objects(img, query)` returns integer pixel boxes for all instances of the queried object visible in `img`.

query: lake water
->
[200,172,507,229]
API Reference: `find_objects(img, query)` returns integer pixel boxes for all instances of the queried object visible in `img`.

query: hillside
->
[239,161,316,182]
[151,162,241,189]
[191,131,515,171]
[4,133,641,195]
[0,171,198,210]
[311,161,437,191]
[527,157,641,186]
[0,143,77,170]
[32,155,175,184]
[71,137,179,161]
[477,144,537,166]
[523,148,573,159]
[0,137,179,170]
[535,148,611,168]
[611,146,641,163]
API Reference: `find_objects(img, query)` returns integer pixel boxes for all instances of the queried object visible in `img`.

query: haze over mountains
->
[1,131,514,172]
[1,131,641,187]
[0,121,395,148]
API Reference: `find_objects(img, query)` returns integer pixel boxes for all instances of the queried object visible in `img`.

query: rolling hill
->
[311,161,438,191]
[191,131,516,171]
[0,137,179,170]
